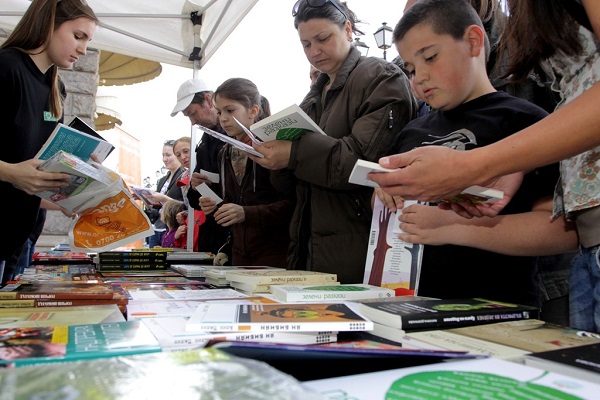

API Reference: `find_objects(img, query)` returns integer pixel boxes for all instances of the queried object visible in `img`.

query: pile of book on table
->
[225,269,340,295]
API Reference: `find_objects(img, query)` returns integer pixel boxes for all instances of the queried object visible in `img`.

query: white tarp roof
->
[0,0,259,69]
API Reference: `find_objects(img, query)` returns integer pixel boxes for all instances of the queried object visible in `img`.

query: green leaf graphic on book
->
[275,128,312,140]
[387,371,580,400]
[303,285,369,292]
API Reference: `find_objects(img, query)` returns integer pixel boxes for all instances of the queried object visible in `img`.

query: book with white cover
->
[302,357,600,400]
[225,270,338,286]
[349,159,503,202]
[196,124,264,158]
[271,283,395,303]
[246,104,325,142]
[142,316,337,350]
[126,288,247,302]
[186,302,373,333]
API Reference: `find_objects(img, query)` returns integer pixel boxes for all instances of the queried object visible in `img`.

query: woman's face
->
[162,145,181,171]
[47,17,97,70]
[297,18,352,77]
[173,142,191,169]
[214,95,257,141]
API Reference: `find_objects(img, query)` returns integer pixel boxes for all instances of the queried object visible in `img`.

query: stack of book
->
[225,269,339,295]
[202,265,284,287]
[0,282,128,312]
[169,264,212,278]
[354,297,540,344]
[95,250,170,273]
[9,264,103,285]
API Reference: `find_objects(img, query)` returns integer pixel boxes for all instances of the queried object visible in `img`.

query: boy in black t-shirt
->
[375,0,578,307]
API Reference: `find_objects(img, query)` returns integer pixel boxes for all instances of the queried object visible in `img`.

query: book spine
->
[230,276,337,285]
[98,258,167,264]
[0,292,116,300]
[0,299,36,307]
[97,264,168,271]
[189,322,369,333]
[403,309,537,331]
[276,290,392,302]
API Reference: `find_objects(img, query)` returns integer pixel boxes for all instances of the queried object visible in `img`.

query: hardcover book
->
[523,342,600,383]
[186,302,374,333]
[0,304,125,328]
[0,283,117,300]
[224,270,338,286]
[238,103,325,143]
[0,320,161,367]
[271,283,395,303]
[357,297,539,331]
[303,357,600,399]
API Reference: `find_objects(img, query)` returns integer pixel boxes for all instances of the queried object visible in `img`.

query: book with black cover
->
[523,342,600,382]
[357,297,539,331]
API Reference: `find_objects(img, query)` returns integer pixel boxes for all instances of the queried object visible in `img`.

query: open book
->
[195,124,264,158]
[129,185,161,208]
[235,104,325,143]
[35,121,114,163]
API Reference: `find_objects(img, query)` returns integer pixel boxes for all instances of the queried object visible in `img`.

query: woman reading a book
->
[0,0,98,284]
[198,78,295,267]
[248,0,418,283]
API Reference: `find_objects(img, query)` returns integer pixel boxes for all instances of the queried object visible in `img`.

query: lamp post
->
[353,37,369,57]
[373,22,393,60]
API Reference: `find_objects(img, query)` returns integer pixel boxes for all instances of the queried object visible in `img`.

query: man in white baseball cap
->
[171,78,229,261]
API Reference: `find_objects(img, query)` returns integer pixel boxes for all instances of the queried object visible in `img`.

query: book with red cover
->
[32,251,93,264]
[0,283,117,300]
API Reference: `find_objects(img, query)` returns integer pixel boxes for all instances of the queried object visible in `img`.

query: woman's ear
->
[249,104,261,122]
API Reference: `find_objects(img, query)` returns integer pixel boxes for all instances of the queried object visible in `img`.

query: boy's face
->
[396,23,478,111]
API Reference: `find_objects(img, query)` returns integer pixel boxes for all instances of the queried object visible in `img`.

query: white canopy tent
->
[0,0,259,71]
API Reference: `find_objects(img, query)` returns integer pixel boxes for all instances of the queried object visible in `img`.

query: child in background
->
[199,78,294,267]
[160,199,187,249]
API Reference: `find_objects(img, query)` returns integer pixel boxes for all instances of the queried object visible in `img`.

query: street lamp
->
[353,37,369,57]
[373,22,393,60]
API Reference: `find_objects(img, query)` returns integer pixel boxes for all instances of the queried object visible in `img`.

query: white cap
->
[170,78,212,117]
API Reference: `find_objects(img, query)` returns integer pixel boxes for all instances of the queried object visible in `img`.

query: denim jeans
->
[569,244,600,332]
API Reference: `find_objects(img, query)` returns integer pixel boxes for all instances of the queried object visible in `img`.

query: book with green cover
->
[0,320,161,367]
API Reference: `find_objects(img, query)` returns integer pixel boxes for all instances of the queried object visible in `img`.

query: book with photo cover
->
[0,320,161,367]
[357,297,539,331]
[186,302,374,333]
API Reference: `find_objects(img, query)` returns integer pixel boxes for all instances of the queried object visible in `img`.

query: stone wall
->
[38,49,100,250]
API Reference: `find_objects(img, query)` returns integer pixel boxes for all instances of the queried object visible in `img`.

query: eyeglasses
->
[164,140,176,146]
[292,0,348,20]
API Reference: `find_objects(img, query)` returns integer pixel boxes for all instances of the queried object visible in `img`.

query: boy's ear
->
[465,25,486,57]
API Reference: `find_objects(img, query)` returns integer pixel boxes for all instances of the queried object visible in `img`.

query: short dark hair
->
[190,91,212,107]
[393,0,489,60]
[293,0,364,36]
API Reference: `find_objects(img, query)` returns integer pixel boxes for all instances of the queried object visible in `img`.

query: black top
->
[393,92,556,307]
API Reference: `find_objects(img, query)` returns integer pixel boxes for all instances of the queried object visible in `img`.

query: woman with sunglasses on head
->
[144,140,185,248]
[250,0,417,283]
[0,0,98,283]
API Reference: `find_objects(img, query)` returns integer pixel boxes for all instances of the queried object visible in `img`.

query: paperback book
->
[225,270,338,286]
[34,122,114,163]
[31,251,93,264]
[124,287,245,302]
[196,124,264,158]
[236,103,325,143]
[271,283,395,303]
[0,298,128,309]
[357,297,539,331]
[97,250,169,264]
[186,302,374,333]
[0,320,161,367]
[129,185,162,207]
[166,251,215,264]
[348,159,503,203]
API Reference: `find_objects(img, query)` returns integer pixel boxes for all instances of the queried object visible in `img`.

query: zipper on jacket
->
[388,110,393,129]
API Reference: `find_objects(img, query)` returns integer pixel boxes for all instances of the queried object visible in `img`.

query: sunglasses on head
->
[292,0,348,20]
[164,140,176,146]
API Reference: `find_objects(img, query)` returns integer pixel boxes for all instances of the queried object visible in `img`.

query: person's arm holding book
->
[0,160,70,195]
[397,195,578,256]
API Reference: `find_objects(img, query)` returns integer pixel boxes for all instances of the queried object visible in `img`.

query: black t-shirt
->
[393,92,556,307]
[0,49,63,260]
